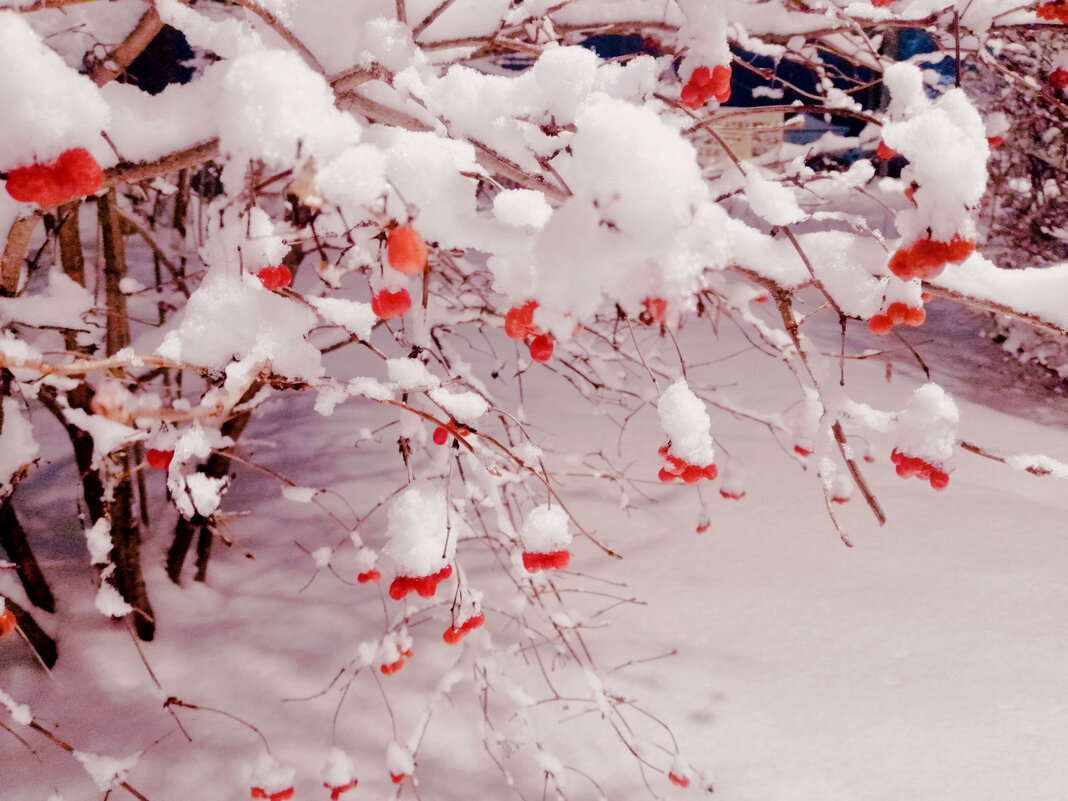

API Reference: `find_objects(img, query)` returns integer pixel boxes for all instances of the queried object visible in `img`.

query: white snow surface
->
[383,484,454,576]
[657,378,716,466]
[0,398,38,495]
[518,504,572,552]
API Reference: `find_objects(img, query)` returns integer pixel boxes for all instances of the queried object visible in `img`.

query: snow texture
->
[384,484,453,576]
[518,504,572,552]
[657,379,716,466]
[0,398,38,495]
[73,751,140,790]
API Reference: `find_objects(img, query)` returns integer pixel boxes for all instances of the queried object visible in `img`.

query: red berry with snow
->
[868,315,892,336]
[522,549,570,573]
[668,772,690,788]
[325,780,358,801]
[357,569,380,583]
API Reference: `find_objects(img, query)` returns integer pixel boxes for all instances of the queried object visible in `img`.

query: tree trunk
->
[0,497,55,613]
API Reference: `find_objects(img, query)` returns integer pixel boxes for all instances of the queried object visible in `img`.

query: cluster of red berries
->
[442,612,485,644]
[0,609,16,638]
[668,773,691,788]
[657,444,718,484]
[371,288,412,319]
[257,265,292,290]
[1050,67,1068,90]
[388,565,452,600]
[505,300,555,363]
[432,423,470,446]
[4,148,103,206]
[390,773,406,785]
[521,550,570,572]
[641,297,667,325]
[146,449,174,470]
[251,788,294,801]
[680,65,731,108]
[357,569,380,583]
[890,449,950,490]
[325,780,358,801]
[380,648,414,675]
[1037,1,1068,22]
[868,302,926,335]
[888,236,975,281]
[386,225,428,275]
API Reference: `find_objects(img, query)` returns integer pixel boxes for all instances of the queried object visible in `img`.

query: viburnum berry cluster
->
[869,301,926,335]
[888,236,975,281]
[442,612,485,643]
[3,148,102,206]
[657,443,718,484]
[145,449,174,470]
[380,648,414,675]
[890,449,950,490]
[257,265,292,291]
[388,565,453,600]
[356,569,380,583]
[679,65,731,108]
[1036,0,1068,22]
[504,300,554,362]
[250,788,294,801]
[323,780,357,801]
[521,549,570,572]
[432,422,470,446]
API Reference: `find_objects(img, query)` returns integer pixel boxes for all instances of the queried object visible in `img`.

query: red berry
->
[0,609,16,638]
[391,774,406,785]
[720,489,745,500]
[432,426,449,445]
[831,496,849,504]
[695,522,710,533]
[53,148,103,197]
[462,612,485,631]
[443,627,463,644]
[668,772,690,788]
[755,295,769,303]
[886,302,908,325]
[257,265,292,290]
[505,300,539,339]
[1050,67,1068,90]
[987,136,1003,148]
[658,468,676,483]
[904,185,917,203]
[903,306,926,327]
[876,141,897,160]
[386,225,428,275]
[680,83,701,107]
[690,66,712,88]
[371,288,411,319]
[929,470,950,490]
[357,569,380,583]
[703,464,718,480]
[794,445,812,457]
[681,465,705,484]
[888,249,915,280]
[529,333,554,363]
[4,164,53,203]
[642,297,667,324]
[325,780,358,801]
[946,236,975,263]
[711,64,731,101]
[522,550,569,572]
[146,449,174,470]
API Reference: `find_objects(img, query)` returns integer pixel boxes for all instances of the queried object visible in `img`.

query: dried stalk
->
[0,496,56,613]
[87,5,164,87]
[1,215,37,296]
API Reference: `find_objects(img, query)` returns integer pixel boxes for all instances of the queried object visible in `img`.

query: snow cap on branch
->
[384,484,453,577]
[658,379,716,466]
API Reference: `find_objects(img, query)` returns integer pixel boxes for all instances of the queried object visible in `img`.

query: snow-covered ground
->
[3,288,1067,801]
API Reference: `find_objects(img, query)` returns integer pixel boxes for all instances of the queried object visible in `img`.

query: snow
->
[73,750,140,791]
[309,297,377,340]
[282,486,317,503]
[0,12,109,170]
[0,688,31,725]
[387,357,439,389]
[428,386,489,423]
[62,408,146,469]
[0,269,94,328]
[83,518,113,566]
[321,747,356,786]
[250,753,296,794]
[657,378,716,466]
[518,504,571,552]
[383,484,454,576]
[743,163,807,225]
[94,581,133,618]
[0,397,38,495]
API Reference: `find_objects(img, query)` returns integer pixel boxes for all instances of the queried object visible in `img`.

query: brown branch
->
[87,5,164,87]
[922,284,1068,339]
[1,216,38,297]
[235,0,325,74]
[102,139,220,190]
[413,0,459,38]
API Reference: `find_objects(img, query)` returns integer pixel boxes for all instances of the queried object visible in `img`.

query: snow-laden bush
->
[1,1,1067,798]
